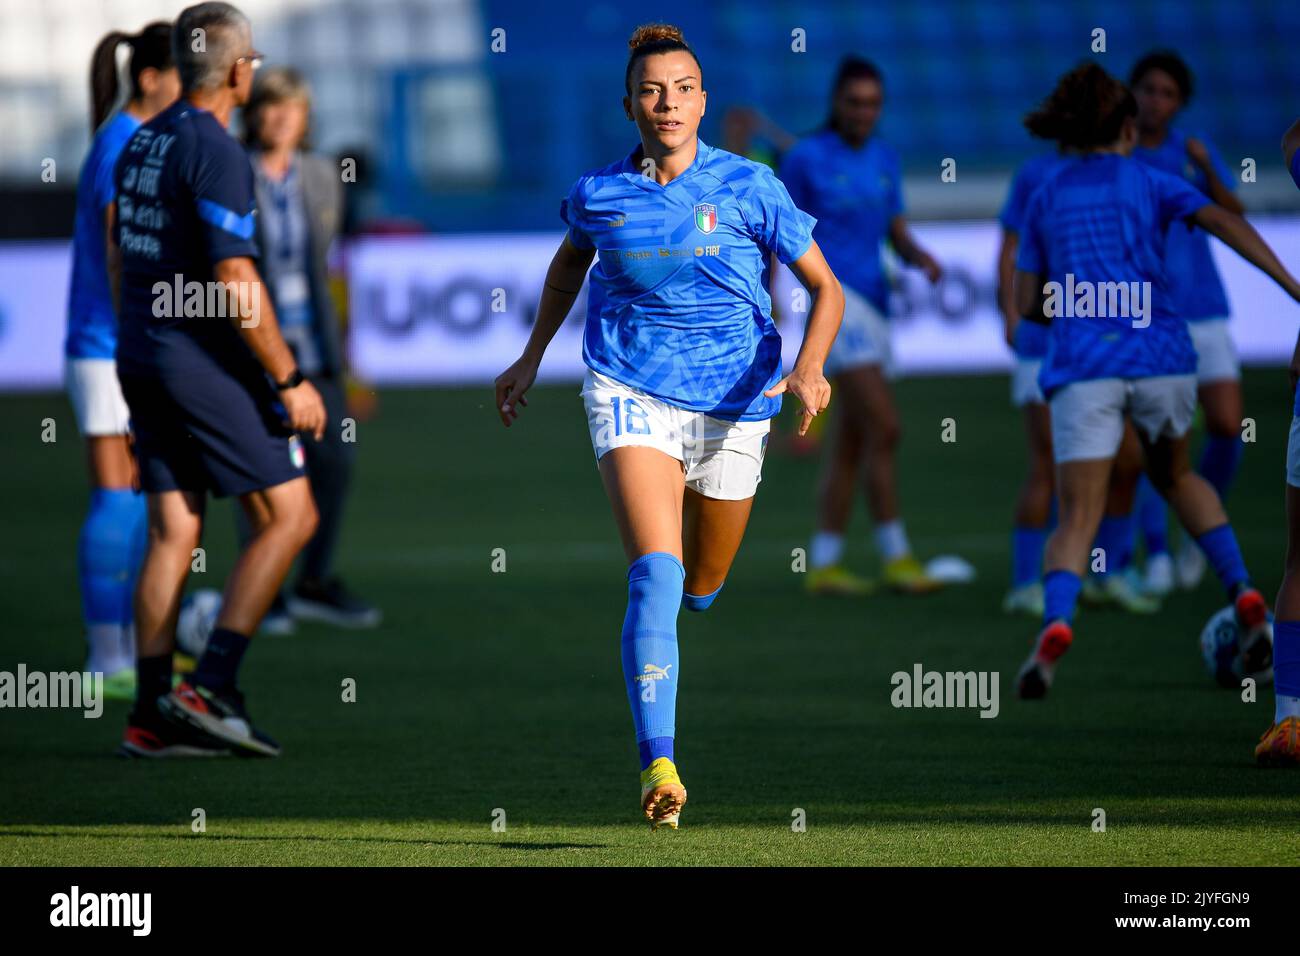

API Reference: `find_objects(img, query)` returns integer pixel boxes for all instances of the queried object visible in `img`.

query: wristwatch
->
[274,368,305,391]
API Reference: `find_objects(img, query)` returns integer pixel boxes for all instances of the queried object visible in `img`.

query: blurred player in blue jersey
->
[493,24,843,828]
[1257,118,1300,765]
[65,23,179,701]
[109,3,326,757]
[1010,64,1300,699]
[779,57,944,597]
[999,152,1157,618]
[1129,51,1247,596]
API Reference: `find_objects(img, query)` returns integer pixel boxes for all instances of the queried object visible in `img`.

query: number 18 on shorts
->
[580,368,770,502]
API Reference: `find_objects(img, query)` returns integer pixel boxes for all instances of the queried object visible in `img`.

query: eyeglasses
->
[237,52,265,71]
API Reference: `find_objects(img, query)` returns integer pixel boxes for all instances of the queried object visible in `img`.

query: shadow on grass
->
[0,829,608,851]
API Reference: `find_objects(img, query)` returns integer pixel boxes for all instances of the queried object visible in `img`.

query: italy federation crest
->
[694,203,718,234]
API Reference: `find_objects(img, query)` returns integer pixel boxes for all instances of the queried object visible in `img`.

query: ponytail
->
[89,31,129,131]
[88,21,174,132]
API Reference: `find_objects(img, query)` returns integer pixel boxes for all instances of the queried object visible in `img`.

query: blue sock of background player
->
[77,488,146,676]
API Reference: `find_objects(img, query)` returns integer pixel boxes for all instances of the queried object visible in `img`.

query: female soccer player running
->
[779,58,944,596]
[1256,119,1300,766]
[494,24,842,827]
[1010,64,1300,699]
[1129,51,1247,594]
[65,23,178,699]
[999,152,1157,617]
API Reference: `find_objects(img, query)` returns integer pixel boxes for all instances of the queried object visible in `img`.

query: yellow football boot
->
[883,555,943,594]
[805,564,876,596]
[640,757,687,829]
[1255,716,1300,767]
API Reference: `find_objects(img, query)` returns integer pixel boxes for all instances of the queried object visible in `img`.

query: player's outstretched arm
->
[765,239,841,437]
[1191,204,1300,303]
[214,256,326,440]
[1184,137,1244,215]
[888,215,942,283]
[494,235,595,427]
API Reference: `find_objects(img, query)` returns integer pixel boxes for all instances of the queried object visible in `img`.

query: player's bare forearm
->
[494,237,594,426]
[997,230,1020,340]
[889,216,941,280]
[1203,176,1244,216]
[1193,205,1300,301]
[1014,268,1050,325]
[523,237,595,366]
[793,282,843,373]
[214,257,296,382]
[787,241,843,373]
[888,221,924,264]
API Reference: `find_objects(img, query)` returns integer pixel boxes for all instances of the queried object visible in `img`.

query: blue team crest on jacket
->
[694,203,718,234]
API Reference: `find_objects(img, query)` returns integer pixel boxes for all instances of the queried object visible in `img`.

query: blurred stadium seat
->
[0,0,1297,232]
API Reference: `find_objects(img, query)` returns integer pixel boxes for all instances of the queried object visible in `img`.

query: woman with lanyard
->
[242,67,380,632]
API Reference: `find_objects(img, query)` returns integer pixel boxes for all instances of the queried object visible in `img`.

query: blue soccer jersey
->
[65,111,141,359]
[1016,153,1211,396]
[114,101,260,377]
[1290,147,1300,191]
[563,139,815,422]
[1000,152,1070,360]
[1132,129,1234,321]
[779,130,902,316]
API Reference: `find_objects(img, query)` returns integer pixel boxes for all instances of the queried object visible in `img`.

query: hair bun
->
[628,23,685,50]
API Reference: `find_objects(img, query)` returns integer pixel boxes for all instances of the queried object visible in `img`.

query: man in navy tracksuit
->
[109,2,325,758]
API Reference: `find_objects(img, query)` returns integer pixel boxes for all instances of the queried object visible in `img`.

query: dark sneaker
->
[159,680,281,757]
[287,578,381,629]
[259,591,297,636]
[118,714,230,759]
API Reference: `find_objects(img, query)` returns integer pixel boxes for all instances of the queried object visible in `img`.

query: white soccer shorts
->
[1049,375,1197,463]
[1188,318,1241,384]
[825,284,894,378]
[66,358,131,436]
[580,368,769,501]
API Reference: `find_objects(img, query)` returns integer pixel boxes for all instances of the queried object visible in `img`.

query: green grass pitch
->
[2,369,1298,866]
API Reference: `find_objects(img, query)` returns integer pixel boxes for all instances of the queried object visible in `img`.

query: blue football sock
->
[78,489,146,669]
[682,581,722,612]
[1043,569,1082,625]
[192,627,250,692]
[1012,526,1047,587]
[621,552,684,770]
[638,737,675,767]
[1195,524,1250,598]
[1275,621,1300,701]
[1199,434,1244,500]
[1093,514,1134,576]
[1136,475,1168,556]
